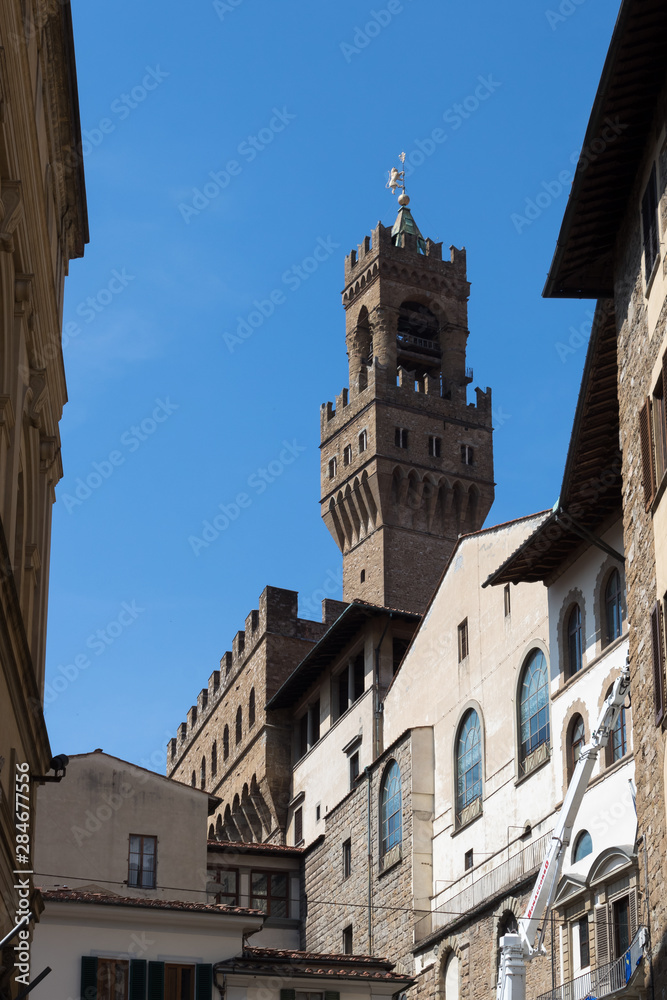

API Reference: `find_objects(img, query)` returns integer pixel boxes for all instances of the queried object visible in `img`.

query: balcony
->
[397,333,441,353]
[415,829,553,942]
[535,927,647,1000]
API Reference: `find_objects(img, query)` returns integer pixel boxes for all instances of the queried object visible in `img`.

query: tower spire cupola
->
[386,152,426,253]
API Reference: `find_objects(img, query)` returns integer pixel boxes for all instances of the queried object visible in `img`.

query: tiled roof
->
[39,889,264,918]
[207,840,304,856]
[215,947,414,983]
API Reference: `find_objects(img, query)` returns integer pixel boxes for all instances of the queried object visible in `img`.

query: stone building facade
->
[167,586,335,843]
[0,0,87,988]
[544,0,667,989]
[321,208,495,614]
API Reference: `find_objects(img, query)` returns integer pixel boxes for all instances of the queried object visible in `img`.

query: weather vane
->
[386,152,410,205]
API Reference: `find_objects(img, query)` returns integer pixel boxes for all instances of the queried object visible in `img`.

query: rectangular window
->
[349,752,360,788]
[461,444,474,465]
[504,583,511,618]
[294,806,303,845]
[251,870,289,917]
[639,396,657,508]
[343,444,352,466]
[328,457,337,479]
[316,804,321,821]
[642,163,659,282]
[338,668,349,717]
[128,834,156,889]
[358,429,367,452]
[653,376,667,485]
[458,618,469,662]
[298,712,309,760]
[311,699,320,745]
[353,653,365,700]
[578,916,590,969]
[612,896,630,957]
[97,958,129,1000]
[395,427,408,449]
[165,964,194,1000]
[209,867,239,906]
[428,435,441,458]
[651,600,666,726]
[464,848,473,871]
[342,924,353,955]
[343,838,352,879]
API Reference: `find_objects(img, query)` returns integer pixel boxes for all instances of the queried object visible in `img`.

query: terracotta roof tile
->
[39,888,264,918]
[207,840,304,855]
[215,947,414,983]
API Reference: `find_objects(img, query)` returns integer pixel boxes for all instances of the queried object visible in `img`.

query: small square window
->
[458,618,469,662]
[464,848,473,871]
[461,444,474,465]
[504,584,511,618]
[428,435,441,458]
[359,430,368,452]
[342,838,352,879]
[395,427,408,449]
[342,924,353,955]
[328,457,337,479]
[343,444,352,466]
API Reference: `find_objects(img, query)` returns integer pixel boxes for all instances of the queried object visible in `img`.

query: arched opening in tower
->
[396,301,442,383]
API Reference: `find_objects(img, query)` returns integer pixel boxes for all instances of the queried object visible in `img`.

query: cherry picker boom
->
[496,657,632,1000]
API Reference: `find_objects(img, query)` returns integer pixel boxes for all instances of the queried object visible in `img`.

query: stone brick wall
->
[168,586,330,842]
[613,78,667,988]
[303,731,415,970]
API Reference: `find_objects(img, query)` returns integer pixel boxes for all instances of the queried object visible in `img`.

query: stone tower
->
[320,204,495,613]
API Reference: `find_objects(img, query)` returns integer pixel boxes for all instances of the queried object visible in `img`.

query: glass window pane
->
[251,873,268,896]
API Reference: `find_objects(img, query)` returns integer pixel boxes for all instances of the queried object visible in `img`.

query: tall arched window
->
[249,688,256,728]
[223,725,229,760]
[496,913,518,977]
[605,570,623,644]
[380,760,402,856]
[605,684,628,765]
[443,953,459,1000]
[569,715,585,779]
[567,604,583,676]
[456,710,482,822]
[235,706,242,745]
[519,649,550,771]
[211,740,217,778]
[191,771,196,787]
[200,755,206,789]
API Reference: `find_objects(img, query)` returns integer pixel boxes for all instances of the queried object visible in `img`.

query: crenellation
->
[209,669,220,696]
[232,630,246,661]
[187,705,197,730]
[197,688,208,714]
[220,651,232,675]
[245,609,259,634]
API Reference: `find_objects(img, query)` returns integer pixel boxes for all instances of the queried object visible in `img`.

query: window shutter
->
[195,964,213,1000]
[130,960,147,1000]
[80,956,98,1000]
[628,887,638,939]
[280,991,296,1000]
[147,961,164,1000]
[324,993,341,1000]
[651,601,665,726]
[639,398,656,509]
[595,904,610,967]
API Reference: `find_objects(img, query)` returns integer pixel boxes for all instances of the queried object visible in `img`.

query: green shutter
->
[196,963,213,1000]
[80,957,98,1000]
[280,991,296,1000]
[130,959,147,1000]
[324,992,340,1000]
[147,961,164,1000]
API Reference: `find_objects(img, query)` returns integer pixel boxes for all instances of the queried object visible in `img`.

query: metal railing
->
[536,927,646,1000]
[415,829,553,942]
[397,333,440,351]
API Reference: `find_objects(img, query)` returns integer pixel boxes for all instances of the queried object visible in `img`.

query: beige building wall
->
[0,0,87,976]
[34,752,213,903]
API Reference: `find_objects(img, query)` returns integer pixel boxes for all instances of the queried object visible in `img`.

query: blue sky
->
[45,0,619,769]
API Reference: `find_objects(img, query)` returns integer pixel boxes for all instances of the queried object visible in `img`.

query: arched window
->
[497,913,518,976]
[200,755,206,789]
[569,715,585,779]
[456,710,482,822]
[380,760,402,855]
[606,684,627,765]
[211,741,217,778]
[223,725,229,760]
[605,570,623,644]
[208,824,214,840]
[573,830,593,862]
[567,604,583,676]
[235,706,242,745]
[443,953,459,1000]
[249,688,256,728]
[191,771,196,787]
[519,649,550,771]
